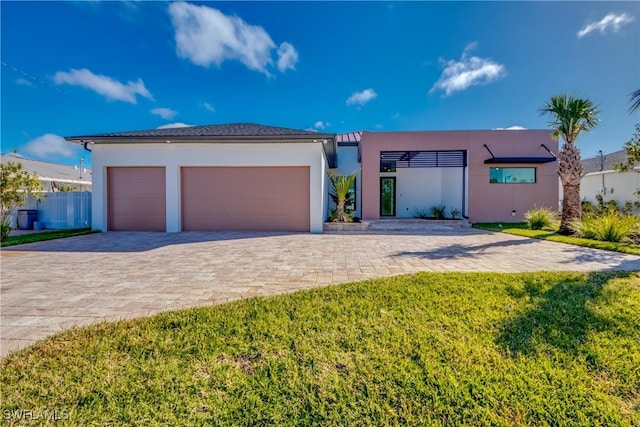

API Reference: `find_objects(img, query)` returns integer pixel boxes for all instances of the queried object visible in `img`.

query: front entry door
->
[380,177,396,216]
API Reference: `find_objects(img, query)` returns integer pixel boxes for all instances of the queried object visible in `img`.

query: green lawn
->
[2,272,639,426]
[473,222,640,256]
[1,228,94,247]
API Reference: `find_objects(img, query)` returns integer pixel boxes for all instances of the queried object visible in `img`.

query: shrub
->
[1,162,43,233]
[450,208,461,219]
[525,206,557,230]
[623,201,634,215]
[328,208,353,223]
[415,207,429,219]
[0,220,10,242]
[595,194,605,212]
[581,200,595,215]
[570,211,640,243]
[430,204,447,219]
[606,199,619,213]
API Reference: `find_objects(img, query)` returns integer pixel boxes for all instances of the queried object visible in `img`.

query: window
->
[380,160,396,172]
[489,167,535,184]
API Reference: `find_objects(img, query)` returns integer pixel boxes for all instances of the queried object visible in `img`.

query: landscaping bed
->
[473,223,640,256]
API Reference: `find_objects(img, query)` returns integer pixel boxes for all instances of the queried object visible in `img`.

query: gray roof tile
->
[66,123,331,139]
[582,149,629,174]
[1,153,91,184]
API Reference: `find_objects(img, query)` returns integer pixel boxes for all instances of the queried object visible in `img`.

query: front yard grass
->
[0,228,94,247]
[473,222,640,256]
[2,271,639,425]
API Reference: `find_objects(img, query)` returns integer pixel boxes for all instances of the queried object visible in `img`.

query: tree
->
[328,172,356,222]
[0,161,43,241]
[540,94,599,235]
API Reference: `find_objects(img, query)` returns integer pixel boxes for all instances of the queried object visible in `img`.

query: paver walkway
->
[2,229,639,356]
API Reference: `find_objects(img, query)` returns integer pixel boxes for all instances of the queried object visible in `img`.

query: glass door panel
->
[380,177,396,216]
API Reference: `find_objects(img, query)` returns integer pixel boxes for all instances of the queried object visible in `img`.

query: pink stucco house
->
[354,129,558,223]
[66,124,558,232]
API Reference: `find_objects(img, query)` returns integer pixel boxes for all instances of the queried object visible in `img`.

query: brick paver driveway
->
[2,229,639,356]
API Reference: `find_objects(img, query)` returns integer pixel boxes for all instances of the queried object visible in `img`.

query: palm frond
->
[328,172,356,200]
[629,89,640,114]
[540,94,599,144]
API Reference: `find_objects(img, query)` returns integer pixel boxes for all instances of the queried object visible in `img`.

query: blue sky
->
[1,1,638,167]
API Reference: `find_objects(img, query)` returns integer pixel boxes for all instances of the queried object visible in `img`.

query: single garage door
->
[181,166,310,232]
[107,167,166,231]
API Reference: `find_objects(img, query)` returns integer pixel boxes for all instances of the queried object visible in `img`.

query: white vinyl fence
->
[10,192,91,230]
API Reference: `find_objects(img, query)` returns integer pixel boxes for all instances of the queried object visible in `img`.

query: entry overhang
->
[484,157,556,164]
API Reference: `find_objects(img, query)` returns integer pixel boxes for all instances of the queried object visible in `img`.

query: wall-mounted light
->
[511,210,516,217]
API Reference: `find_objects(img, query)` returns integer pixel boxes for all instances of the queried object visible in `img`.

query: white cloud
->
[156,122,193,129]
[304,128,319,132]
[313,120,331,130]
[277,42,298,72]
[202,101,216,112]
[168,2,297,75]
[577,12,634,38]
[375,124,384,129]
[493,125,527,130]
[151,107,177,120]
[430,42,506,96]
[54,68,153,103]
[23,134,76,158]
[16,78,33,86]
[346,88,378,106]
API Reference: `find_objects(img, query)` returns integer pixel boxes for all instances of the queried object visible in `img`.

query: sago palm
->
[540,94,599,235]
[328,172,356,222]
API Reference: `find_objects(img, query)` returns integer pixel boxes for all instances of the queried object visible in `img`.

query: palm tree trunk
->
[337,198,346,222]
[559,182,581,234]
[558,142,583,235]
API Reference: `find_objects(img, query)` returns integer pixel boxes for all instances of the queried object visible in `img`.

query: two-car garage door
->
[107,166,310,232]
[181,167,310,232]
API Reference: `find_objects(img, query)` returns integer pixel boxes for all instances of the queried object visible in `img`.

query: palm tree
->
[540,94,599,235]
[630,89,640,114]
[328,172,356,222]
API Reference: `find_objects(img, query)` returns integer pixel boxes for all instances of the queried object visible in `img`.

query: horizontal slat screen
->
[380,150,466,168]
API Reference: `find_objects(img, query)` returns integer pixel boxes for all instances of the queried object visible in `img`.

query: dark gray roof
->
[65,122,338,168]
[582,149,629,174]
[65,123,331,140]
[0,153,91,184]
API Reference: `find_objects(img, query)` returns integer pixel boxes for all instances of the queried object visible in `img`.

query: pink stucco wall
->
[360,130,559,223]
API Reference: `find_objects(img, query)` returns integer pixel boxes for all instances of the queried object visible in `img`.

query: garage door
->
[181,167,310,232]
[107,167,166,231]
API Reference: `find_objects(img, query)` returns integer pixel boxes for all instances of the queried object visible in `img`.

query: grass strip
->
[1,228,94,247]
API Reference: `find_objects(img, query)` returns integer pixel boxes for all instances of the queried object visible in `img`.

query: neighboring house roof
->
[0,153,91,185]
[65,122,338,168]
[582,149,629,174]
[336,131,362,146]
